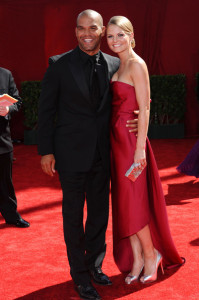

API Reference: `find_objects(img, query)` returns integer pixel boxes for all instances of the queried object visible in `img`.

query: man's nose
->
[84,29,91,35]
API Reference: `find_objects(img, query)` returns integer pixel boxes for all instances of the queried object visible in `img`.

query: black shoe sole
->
[74,286,101,300]
[92,278,112,286]
[6,222,30,228]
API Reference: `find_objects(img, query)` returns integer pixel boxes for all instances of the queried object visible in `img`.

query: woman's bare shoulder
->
[128,54,149,85]
[129,55,147,70]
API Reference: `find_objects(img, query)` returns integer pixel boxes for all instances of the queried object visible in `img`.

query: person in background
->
[177,139,199,178]
[106,16,184,285]
[0,67,30,228]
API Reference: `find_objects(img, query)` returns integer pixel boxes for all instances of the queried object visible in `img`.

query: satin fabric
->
[110,81,183,272]
[177,139,199,178]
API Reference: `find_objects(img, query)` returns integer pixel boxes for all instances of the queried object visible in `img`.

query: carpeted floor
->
[0,139,199,300]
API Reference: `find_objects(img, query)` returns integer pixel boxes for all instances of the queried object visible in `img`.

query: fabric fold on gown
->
[110,81,184,273]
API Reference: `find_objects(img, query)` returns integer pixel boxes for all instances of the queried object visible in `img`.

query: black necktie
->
[89,55,100,108]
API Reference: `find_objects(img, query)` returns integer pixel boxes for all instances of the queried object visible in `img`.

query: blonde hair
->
[107,16,135,48]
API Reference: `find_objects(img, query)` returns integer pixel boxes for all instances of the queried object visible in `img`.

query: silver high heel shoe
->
[125,265,144,284]
[140,250,164,284]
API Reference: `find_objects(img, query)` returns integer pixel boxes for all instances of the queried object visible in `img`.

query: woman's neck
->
[118,47,135,63]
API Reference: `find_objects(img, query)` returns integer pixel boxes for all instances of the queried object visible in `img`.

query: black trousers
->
[59,151,110,285]
[0,152,20,222]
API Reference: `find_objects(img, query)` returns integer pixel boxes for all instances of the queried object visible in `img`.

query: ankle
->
[143,248,156,261]
[133,255,144,266]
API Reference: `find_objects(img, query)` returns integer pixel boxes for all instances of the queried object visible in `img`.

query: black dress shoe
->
[89,267,112,286]
[75,283,101,300]
[6,218,30,228]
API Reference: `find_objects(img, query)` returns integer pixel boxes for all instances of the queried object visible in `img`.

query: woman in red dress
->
[106,16,184,284]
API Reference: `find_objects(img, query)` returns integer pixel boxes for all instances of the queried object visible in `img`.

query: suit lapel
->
[102,52,117,82]
[68,48,118,111]
[68,47,90,103]
[97,52,114,111]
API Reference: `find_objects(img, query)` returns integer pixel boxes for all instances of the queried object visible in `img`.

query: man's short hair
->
[77,9,103,27]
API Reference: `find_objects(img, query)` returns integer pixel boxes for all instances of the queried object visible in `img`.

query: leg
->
[129,234,144,268]
[125,234,144,284]
[136,225,157,276]
[128,225,163,283]
[84,155,112,286]
[59,171,90,285]
[0,152,20,222]
[85,157,110,268]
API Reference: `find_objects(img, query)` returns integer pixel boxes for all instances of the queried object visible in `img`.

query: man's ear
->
[101,26,106,37]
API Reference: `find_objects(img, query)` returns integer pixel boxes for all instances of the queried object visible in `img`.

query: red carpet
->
[0,139,199,300]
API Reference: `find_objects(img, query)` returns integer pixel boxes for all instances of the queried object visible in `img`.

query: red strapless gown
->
[110,81,183,272]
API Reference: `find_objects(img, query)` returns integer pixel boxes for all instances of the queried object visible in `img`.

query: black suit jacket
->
[38,47,120,172]
[0,67,22,155]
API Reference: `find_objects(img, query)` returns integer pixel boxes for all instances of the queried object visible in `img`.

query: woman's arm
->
[131,59,150,165]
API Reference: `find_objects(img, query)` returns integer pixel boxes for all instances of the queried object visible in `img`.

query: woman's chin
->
[110,47,122,54]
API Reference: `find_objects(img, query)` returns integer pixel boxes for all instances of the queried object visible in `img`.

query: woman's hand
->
[134,148,146,170]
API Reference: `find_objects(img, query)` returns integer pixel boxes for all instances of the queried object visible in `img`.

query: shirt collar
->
[78,46,101,63]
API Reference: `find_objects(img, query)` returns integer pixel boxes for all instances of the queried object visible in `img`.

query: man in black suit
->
[38,9,136,300]
[0,67,30,228]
